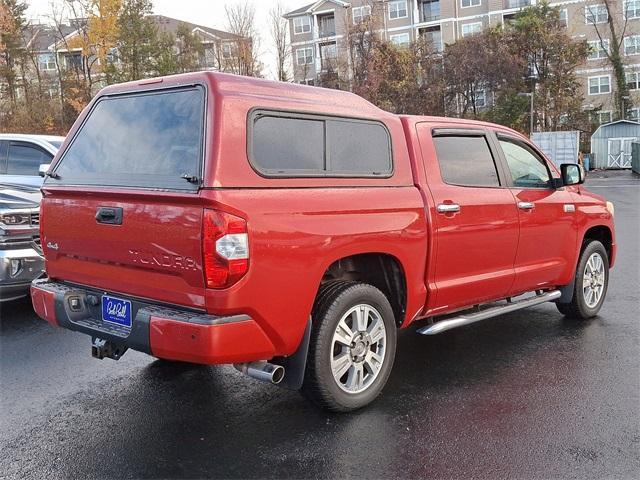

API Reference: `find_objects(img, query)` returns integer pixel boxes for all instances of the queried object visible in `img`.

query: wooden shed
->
[590,120,640,169]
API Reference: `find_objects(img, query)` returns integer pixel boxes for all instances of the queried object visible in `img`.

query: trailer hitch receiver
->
[92,337,128,360]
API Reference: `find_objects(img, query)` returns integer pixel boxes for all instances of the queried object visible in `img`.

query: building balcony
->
[419,1,440,23]
[319,29,336,38]
[505,0,531,8]
[317,14,336,38]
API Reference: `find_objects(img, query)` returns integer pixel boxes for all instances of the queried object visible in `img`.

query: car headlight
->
[0,212,30,226]
[606,201,615,217]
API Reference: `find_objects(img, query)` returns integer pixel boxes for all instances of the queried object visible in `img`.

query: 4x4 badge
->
[47,241,59,250]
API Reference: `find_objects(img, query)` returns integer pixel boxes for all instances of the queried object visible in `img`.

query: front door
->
[494,134,578,295]
[417,125,520,315]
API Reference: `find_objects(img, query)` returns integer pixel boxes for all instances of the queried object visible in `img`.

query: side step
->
[417,290,561,335]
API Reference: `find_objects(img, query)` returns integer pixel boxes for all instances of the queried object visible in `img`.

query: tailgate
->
[41,190,206,308]
[41,84,208,309]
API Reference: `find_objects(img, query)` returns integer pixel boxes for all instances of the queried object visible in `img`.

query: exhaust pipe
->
[234,361,285,385]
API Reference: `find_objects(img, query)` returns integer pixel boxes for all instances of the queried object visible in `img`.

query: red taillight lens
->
[203,209,249,289]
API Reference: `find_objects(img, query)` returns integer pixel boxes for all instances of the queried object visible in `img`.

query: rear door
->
[493,133,578,295]
[416,125,519,314]
[42,85,208,309]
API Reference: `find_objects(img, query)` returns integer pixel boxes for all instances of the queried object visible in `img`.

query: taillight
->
[203,209,249,289]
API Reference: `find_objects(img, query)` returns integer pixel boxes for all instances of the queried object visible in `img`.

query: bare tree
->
[586,0,631,120]
[268,2,289,82]
[224,2,262,77]
[345,0,381,93]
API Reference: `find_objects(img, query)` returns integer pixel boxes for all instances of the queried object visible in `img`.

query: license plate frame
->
[101,295,132,328]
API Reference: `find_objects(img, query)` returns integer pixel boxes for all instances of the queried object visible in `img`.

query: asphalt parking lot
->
[1,171,639,479]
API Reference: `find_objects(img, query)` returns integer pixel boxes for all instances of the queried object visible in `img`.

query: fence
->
[632,142,640,174]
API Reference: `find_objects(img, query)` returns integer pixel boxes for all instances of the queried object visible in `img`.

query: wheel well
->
[320,253,407,326]
[583,226,612,260]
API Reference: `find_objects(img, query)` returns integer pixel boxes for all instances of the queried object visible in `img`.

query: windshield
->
[49,86,205,191]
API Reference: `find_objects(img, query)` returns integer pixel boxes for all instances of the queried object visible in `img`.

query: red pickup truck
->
[32,72,615,411]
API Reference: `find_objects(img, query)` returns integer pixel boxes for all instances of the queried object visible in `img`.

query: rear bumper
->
[30,279,276,364]
[0,247,44,301]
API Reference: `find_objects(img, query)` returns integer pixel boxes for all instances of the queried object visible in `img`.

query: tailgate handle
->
[95,207,123,225]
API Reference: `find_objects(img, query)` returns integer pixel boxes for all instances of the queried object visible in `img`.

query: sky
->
[25,0,314,79]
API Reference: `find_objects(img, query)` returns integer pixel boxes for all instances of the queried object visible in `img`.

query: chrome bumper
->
[0,247,44,302]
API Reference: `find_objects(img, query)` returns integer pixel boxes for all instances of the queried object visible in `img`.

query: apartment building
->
[8,15,244,101]
[285,0,640,122]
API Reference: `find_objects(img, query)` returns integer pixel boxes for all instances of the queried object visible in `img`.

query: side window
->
[251,116,325,173]
[7,143,51,175]
[249,111,393,177]
[498,138,551,188]
[432,134,500,187]
[0,141,7,174]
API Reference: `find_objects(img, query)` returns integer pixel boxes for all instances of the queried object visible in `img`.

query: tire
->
[556,240,609,319]
[301,281,397,412]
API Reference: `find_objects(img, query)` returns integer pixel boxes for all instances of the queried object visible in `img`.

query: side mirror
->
[561,163,584,186]
[38,163,51,178]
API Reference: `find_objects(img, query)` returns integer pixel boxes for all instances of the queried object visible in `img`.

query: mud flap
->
[556,276,576,304]
[272,317,311,391]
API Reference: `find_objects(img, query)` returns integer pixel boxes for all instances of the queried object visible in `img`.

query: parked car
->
[0,134,64,188]
[31,73,616,411]
[0,183,43,302]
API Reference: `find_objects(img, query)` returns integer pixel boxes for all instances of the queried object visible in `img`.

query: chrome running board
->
[417,290,561,335]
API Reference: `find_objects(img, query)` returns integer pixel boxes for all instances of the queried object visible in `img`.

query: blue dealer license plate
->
[101,295,132,328]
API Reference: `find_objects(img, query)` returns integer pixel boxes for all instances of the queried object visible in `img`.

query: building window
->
[624,35,640,55]
[559,9,568,27]
[296,47,314,65]
[587,39,609,60]
[389,1,408,20]
[627,72,639,90]
[353,5,372,24]
[320,42,337,70]
[588,75,611,95]
[293,16,311,34]
[38,53,56,71]
[585,4,608,24]
[221,43,236,59]
[63,52,83,71]
[598,111,612,124]
[461,22,482,37]
[630,108,639,121]
[461,0,481,7]
[474,89,486,108]
[625,0,640,19]
[390,33,411,47]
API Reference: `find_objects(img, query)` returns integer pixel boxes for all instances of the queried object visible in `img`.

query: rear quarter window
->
[248,110,393,177]
[50,86,205,191]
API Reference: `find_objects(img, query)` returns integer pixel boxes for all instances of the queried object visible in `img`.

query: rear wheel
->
[556,240,609,319]
[301,282,397,412]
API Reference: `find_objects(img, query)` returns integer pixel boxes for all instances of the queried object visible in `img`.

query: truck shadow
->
[50,304,600,478]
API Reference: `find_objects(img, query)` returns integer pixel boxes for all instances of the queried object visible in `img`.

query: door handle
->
[517,201,535,210]
[437,203,461,214]
[95,207,123,225]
